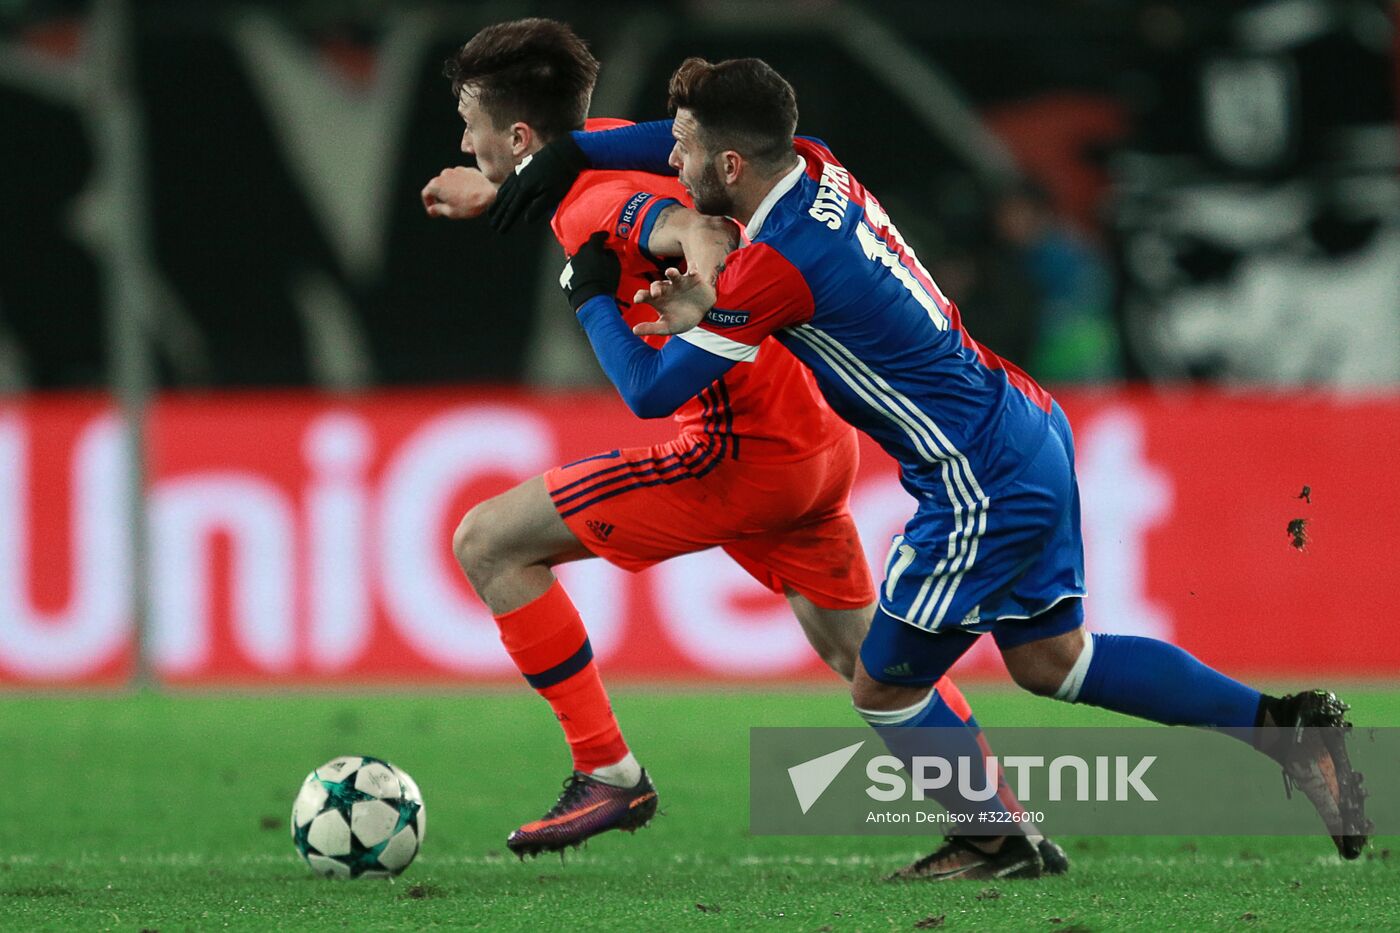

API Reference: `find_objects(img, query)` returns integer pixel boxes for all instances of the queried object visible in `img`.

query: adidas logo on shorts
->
[585,520,615,541]
[884,662,913,677]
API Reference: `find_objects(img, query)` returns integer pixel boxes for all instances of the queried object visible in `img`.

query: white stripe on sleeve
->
[676,326,760,362]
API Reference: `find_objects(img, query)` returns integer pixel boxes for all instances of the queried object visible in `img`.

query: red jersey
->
[549,120,851,463]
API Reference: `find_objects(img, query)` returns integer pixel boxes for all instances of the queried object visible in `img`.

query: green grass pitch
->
[3,687,1397,931]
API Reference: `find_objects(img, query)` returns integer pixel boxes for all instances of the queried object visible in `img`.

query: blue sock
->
[1070,633,1263,729]
[859,689,1010,823]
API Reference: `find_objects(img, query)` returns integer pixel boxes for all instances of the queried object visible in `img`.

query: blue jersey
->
[680,140,1057,508]
[572,132,1085,631]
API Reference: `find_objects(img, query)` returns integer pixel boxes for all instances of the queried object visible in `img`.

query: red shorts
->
[544,430,873,610]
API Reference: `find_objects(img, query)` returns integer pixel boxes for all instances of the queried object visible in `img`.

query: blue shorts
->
[876,402,1086,633]
[861,595,1086,686]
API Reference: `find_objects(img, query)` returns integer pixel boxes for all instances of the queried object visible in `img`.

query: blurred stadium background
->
[4,1,1400,928]
[2,0,1396,690]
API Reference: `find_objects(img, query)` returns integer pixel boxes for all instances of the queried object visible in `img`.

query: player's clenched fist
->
[560,232,621,312]
[421,166,497,220]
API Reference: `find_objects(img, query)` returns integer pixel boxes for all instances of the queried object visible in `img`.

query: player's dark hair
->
[444,18,598,142]
[667,57,798,173]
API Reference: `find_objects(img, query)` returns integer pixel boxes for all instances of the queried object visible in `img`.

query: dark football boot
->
[506,770,659,858]
[1265,690,1371,860]
[886,833,1043,882]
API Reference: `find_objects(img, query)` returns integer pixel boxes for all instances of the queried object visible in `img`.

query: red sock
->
[934,676,1027,818]
[493,581,629,772]
[934,675,974,722]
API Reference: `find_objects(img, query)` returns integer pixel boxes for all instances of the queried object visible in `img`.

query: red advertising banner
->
[2,389,1398,686]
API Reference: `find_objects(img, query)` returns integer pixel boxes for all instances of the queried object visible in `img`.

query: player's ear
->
[509,122,534,157]
[720,150,743,185]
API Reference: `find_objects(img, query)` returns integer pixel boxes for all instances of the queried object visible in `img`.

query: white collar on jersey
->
[744,156,807,239]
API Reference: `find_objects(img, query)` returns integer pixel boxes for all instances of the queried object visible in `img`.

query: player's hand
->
[421,166,497,220]
[560,232,621,312]
[632,267,716,336]
[488,135,589,232]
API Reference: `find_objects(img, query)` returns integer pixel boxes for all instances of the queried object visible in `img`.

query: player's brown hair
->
[444,18,598,141]
[667,57,798,172]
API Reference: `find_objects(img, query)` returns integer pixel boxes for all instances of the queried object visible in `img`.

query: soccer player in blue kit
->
[490,56,1371,880]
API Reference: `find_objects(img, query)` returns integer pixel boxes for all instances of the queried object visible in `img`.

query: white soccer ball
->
[290,755,425,878]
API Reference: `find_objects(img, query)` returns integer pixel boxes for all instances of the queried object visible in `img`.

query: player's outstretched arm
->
[489,123,835,231]
[563,233,735,418]
[489,121,677,232]
[421,166,497,220]
[570,120,676,173]
[643,204,740,286]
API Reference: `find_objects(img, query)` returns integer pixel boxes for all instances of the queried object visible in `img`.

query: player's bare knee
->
[849,675,888,711]
[1003,631,1086,698]
[452,502,506,588]
[850,660,924,712]
[1007,659,1065,697]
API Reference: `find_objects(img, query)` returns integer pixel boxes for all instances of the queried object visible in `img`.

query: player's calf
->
[452,476,641,812]
[786,593,871,682]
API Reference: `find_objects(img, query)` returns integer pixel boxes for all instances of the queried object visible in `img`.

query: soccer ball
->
[291,755,425,878]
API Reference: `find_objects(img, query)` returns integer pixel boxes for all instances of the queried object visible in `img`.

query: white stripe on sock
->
[1053,630,1095,703]
[854,687,938,726]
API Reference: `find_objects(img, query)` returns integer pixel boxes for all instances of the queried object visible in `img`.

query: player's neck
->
[732,155,802,227]
[512,127,563,171]
[513,140,545,171]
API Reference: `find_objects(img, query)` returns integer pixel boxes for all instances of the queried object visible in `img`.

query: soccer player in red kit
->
[424,18,1064,870]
